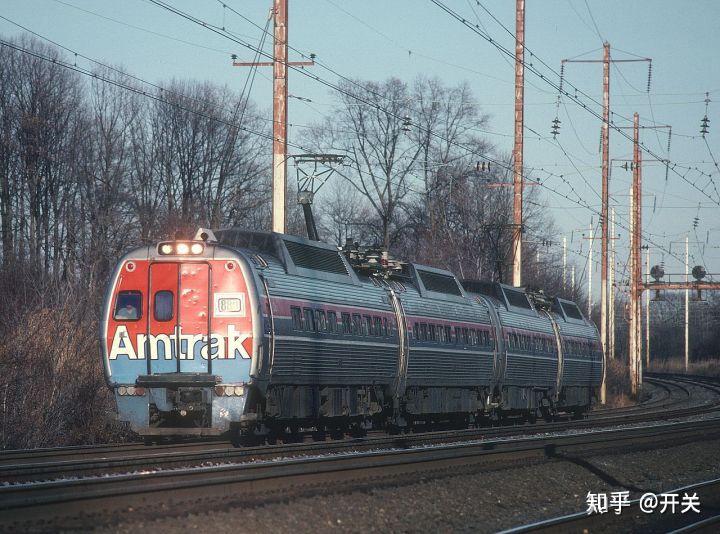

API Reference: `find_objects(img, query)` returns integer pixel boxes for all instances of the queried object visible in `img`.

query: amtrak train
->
[101,228,603,442]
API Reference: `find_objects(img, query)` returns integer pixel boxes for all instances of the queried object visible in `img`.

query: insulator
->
[551,117,561,137]
[559,63,565,95]
[701,113,710,135]
[667,127,672,152]
[646,62,652,93]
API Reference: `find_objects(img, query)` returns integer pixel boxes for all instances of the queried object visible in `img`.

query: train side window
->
[383,317,389,336]
[291,306,302,330]
[374,317,383,337]
[428,324,436,342]
[315,310,327,332]
[327,311,337,333]
[352,314,362,335]
[413,322,419,340]
[444,326,451,344]
[303,308,316,332]
[114,291,142,321]
[462,328,470,345]
[341,313,352,334]
[420,323,428,341]
[153,291,173,322]
[362,315,372,336]
[437,325,445,343]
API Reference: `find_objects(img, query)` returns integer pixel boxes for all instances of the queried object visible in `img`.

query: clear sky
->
[3,0,720,295]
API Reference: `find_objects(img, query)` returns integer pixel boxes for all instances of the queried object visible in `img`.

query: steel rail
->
[500,476,720,533]
[0,376,687,465]
[2,418,720,530]
[0,376,715,484]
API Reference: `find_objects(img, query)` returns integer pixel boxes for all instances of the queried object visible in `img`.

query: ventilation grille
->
[418,270,462,295]
[283,240,348,275]
[503,288,532,309]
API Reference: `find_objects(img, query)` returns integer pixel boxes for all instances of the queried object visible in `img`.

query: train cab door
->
[178,263,212,373]
[148,262,212,375]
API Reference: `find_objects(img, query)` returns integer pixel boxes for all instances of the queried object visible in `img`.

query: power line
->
[430,0,720,207]
[3,6,699,272]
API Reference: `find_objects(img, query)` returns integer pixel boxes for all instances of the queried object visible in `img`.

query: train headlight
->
[190,243,204,255]
[127,386,136,396]
[118,386,127,396]
[160,243,173,255]
[234,386,244,396]
[176,243,190,255]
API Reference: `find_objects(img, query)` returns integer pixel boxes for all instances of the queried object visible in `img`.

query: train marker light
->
[214,386,225,397]
[190,243,204,255]
[118,386,127,395]
[160,243,173,255]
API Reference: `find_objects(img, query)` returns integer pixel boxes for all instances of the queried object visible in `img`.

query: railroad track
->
[1,373,718,531]
[501,477,720,533]
[0,376,712,484]
[2,417,720,531]
[0,374,696,469]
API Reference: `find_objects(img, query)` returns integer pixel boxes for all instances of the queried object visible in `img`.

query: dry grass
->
[648,357,720,378]
[0,293,132,449]
[603,357,636,408]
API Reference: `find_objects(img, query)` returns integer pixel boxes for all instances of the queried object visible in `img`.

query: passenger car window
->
[341,313,352,334]
[154,291,173,322]
[303,308,315,331]
[315,310,327,332]
[291,307,303,330]
[327,311,337,333]
[374,317,383,337]
[114,291,142,321]
[352,314,362,335]
[420,323,428,341]
[363,315,372,336]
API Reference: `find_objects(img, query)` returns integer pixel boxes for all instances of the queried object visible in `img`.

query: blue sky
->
[3,0,720,294]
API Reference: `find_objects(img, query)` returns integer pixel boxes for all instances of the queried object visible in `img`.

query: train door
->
[148,262,212,375]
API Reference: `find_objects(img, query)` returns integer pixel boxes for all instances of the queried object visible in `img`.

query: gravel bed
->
[103,436,720,533]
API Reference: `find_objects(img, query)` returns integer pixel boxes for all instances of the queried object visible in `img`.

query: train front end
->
[100,230,261,437]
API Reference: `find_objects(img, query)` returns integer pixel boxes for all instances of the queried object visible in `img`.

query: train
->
[101,228,603,443]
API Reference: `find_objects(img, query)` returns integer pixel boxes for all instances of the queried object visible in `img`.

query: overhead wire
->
[430,0,720,207]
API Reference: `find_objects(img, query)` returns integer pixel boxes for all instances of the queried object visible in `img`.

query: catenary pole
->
[512,0,525,287]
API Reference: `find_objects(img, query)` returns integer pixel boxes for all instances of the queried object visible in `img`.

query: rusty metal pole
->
[645,247,650,367]
[685,235,690,372]
[629,112,641,396]
[609,207,616,359]
[562,235,567,292]
[600,42,610,377]
[587,225,593,319]
[511,0,525,287]
[637,144,643,386]
[272,0,288,234]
